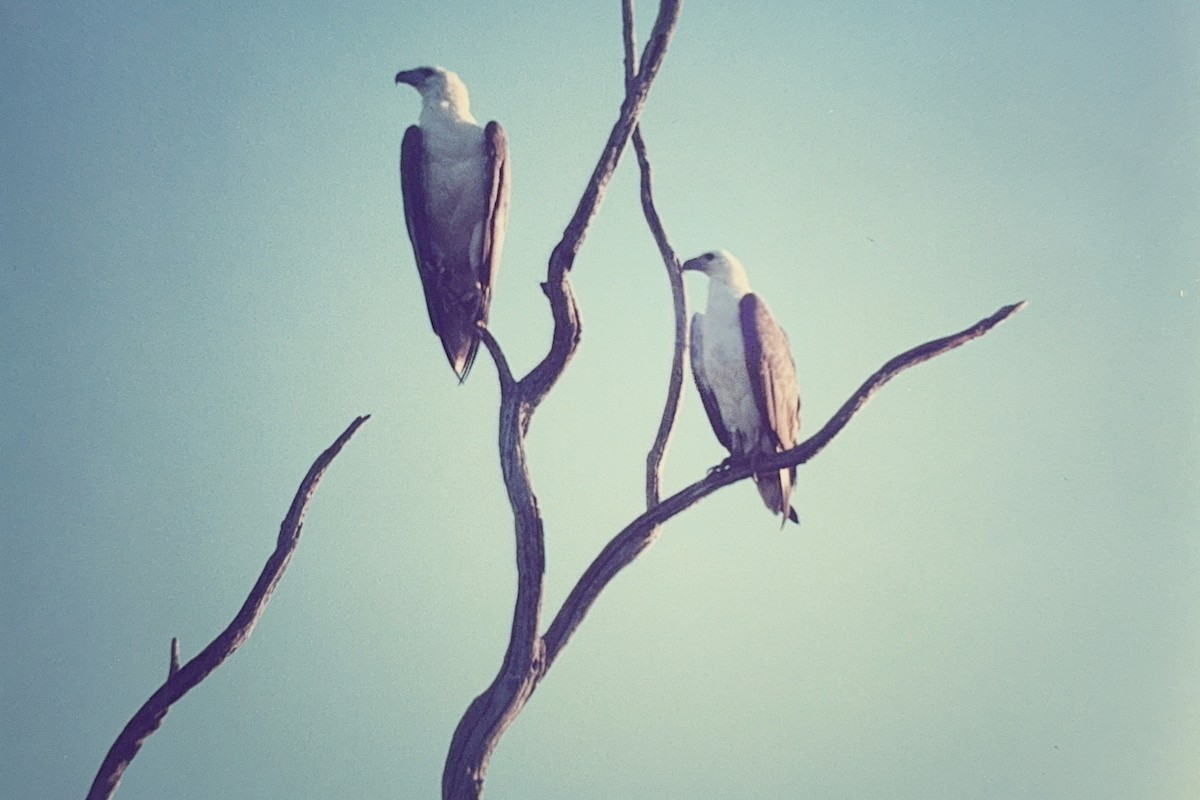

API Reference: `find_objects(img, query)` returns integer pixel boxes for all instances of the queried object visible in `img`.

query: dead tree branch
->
[443,1,1024,796]
[621,0,689,510]
[637,134,687,508]
[440,3,682,799]
[541,301,1026,667]
[523,0,683,407]
[85,415,370,800]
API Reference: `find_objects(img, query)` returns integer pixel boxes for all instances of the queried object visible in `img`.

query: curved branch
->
[762,299,1027,472]
[623,0,689,511]
[635,135,686,507]
[476,324,516,397]
[85,415,370,800]
[441,4,683,799]
[522,0,683,406]
[542,301,1026,666]
[441,367,546,800]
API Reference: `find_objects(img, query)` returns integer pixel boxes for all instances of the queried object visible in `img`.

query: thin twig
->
[542,301,1026,666]
[622,0,637,88]
[759,300,1028,472]
[634,130,686,508]
[85,415,370,800]
[621,0,689,509]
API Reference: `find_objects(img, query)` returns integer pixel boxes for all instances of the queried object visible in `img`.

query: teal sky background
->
[3,1,1198,798]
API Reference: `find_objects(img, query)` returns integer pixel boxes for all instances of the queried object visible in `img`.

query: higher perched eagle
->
[683,250,801,526]
[394,66,510,381]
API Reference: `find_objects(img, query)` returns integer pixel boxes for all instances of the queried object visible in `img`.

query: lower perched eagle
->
[395,66,510,381]
[683,250,801,526]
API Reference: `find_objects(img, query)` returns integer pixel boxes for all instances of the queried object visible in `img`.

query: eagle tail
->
[753,470,800,528]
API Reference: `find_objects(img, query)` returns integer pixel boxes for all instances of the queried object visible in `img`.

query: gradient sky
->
[3,1,1198,798]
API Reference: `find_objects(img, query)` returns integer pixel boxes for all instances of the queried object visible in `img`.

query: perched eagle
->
[394,66,510,381]
[683,250,801,526]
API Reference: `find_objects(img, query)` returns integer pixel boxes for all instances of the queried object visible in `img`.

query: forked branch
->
[541,301,1026,666]
[523,0,683,405]
[441,3,683,799]
[444,1,1024,797]
[85,415,370,800]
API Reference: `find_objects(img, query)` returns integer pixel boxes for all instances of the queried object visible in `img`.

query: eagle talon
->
[706,458,736,476]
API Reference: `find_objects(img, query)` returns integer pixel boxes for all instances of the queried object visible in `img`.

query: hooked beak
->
[680,256,706,273]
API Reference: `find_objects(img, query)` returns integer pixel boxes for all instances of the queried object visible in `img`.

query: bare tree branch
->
[628,134,686,506]
[441,3,683,799]
[85,415,370,800]
[476,324,516,396]
[523,0,683,407]
[622,0,637,87]
[619,0,688,510]
[636,137,687,509]
[441,338,546,800]
[542,301,1026,666]
[444,3,1023,797]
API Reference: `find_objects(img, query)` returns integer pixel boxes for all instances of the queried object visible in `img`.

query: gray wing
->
[689,313,734,451]
[399,125,444,336]
[478,121,510,323]
[741,294,801,525]
[739,294,800,451]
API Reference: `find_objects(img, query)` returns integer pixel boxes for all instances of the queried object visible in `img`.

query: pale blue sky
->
[2,1,1198,798]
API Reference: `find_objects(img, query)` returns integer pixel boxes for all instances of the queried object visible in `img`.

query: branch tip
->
[476,324,516,391]
[87,417,367,800]
[543,296,1026,668]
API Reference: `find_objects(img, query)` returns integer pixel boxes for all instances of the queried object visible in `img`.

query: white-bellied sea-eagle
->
[684,250,801,526]
[395,66,510,381]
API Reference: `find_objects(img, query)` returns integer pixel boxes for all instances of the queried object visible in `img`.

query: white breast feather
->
[699,291,762,455]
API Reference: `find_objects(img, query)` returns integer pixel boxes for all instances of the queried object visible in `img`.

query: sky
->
[2,1,1198,798]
